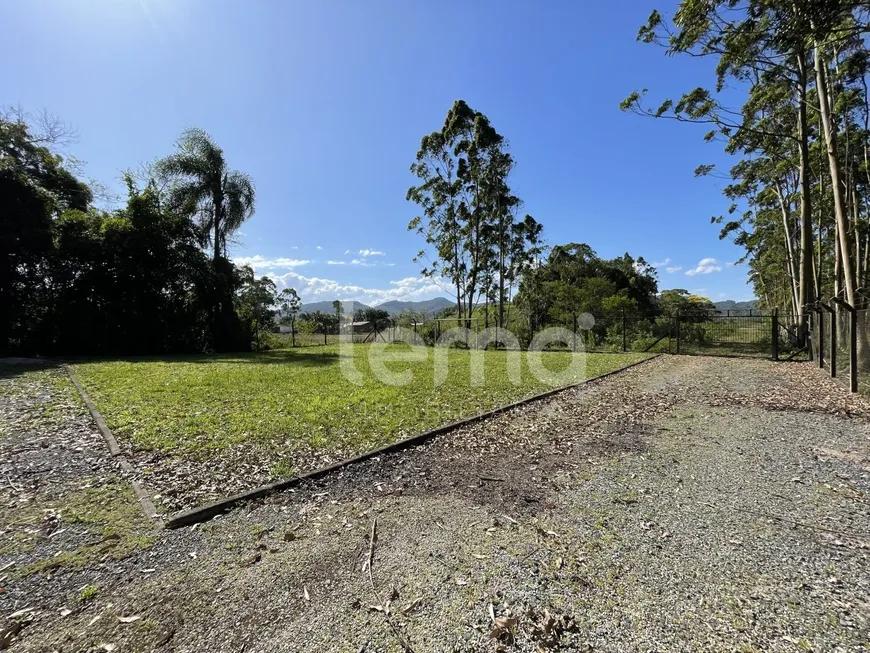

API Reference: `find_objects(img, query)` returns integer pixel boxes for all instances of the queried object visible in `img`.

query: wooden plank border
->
[64,364,163,528]
[166,354,662,529]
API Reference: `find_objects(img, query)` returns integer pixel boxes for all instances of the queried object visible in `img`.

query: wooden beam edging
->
[63,364,164,528]
[63,364,121,457]
[165,353,663,529]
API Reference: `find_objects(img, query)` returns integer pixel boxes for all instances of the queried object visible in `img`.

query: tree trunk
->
[774,181,800,316]
[834,219,842,300]
[815,44,856,306]
[816,143,825,301]
[853,183,862,288]
[796,51,816,324]
[498,212,506,329]
[213,186,223,262]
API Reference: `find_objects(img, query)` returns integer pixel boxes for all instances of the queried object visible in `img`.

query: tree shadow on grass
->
[66,349,344,368]
[0,359,60,380]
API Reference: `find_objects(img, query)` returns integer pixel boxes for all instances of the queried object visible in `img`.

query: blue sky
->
[1,0,753,305]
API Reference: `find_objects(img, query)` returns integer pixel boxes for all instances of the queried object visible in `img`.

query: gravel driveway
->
[1,355,868,652]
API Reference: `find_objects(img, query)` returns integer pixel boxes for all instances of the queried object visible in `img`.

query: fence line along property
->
[275,309,805,360]
[805,295,870,395]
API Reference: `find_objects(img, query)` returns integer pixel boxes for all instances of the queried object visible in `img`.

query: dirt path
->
[2,356,869,652]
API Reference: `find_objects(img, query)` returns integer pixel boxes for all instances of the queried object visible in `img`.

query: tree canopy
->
[1,114,266,355]
[515,243,661,333]
[623,1,870,320]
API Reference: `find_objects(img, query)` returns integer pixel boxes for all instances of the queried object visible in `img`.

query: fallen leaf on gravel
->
[88,615,101,626]
[489,616,518,640]
[555,557,564,569]
[472,553,488,560]
[455,578,468,586]
[729,539,743,546]
[100,644,116,652]
[502,515,518,525]
[303,585,310,601]
[59,608,71,617]
[140,568,156,574]
[402,597,424,614]
[119,615,141,624]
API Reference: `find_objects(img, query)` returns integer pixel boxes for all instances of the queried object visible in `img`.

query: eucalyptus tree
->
[623,0,870,314]
[157,128,255,263]
[408,100,541,328]
[622,1,820,320]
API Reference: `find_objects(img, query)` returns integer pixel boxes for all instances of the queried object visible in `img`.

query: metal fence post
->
[771,308,779,361]
[831,298,858,393]
[817,305,825,369]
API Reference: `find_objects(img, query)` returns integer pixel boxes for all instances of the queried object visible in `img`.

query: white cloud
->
[666,265,682,273]
[269,271,446,305]
[316,245,323,250]
[344,249,350,255]
[232,255,311,270]
[685,258,722,276]
[328,259,375,267]
[650,258,671,268]
[359,249,385,257]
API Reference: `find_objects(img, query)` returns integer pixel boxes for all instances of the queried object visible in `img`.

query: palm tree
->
[157,128,255,261]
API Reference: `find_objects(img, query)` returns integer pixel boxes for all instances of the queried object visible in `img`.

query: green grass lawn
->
[71,345,650,460]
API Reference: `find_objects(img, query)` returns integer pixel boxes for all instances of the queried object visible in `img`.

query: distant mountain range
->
[377,297,454,316]
[300,300,369,315]
[299,297,453,317]
[714,300,757,311]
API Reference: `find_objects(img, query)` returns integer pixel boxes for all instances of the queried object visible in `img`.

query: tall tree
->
[0,113,91,353]
[623,0,870,322]
[157,128,255,262]
[408,100,540,327]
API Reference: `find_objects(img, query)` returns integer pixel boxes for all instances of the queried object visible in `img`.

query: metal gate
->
[673,311,805,359]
